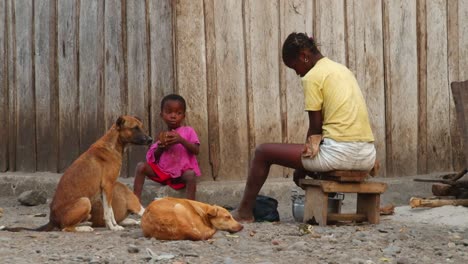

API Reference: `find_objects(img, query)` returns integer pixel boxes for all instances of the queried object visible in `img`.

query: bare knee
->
[253,144,268,159]
[182,170,196,184]
[136,162,149,175]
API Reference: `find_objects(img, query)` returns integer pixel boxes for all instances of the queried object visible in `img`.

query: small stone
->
[396,257,409,264]
[48,233,59,238]
[127,244,140,253]
[271,239,280,245]
[18,190,47,206]
[448,242,456,248]
[350,258,366,264]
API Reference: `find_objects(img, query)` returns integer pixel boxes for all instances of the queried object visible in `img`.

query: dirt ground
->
[1,196,468,264]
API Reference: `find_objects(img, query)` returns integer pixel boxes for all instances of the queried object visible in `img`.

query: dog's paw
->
[74,226,94,232]
[120,218,140,226]
[109,224,124,231]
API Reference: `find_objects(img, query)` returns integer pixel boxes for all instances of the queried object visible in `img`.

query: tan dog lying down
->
[90,181,144,227]
[141,197,243,240]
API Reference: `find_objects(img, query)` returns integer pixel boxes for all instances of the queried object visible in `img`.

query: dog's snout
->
[146,136,153,145]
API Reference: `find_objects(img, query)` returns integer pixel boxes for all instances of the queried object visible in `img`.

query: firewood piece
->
[379,204,395,215]
[409,197,468,208]
[445,169,468,182]
[414,169,468,184]
[432,183,459,196]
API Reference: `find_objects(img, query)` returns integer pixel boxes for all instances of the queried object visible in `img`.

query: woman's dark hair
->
[161,94,186,112]
[282,32,320,63]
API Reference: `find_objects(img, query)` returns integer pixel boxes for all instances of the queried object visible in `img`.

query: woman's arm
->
[307,110,323,138]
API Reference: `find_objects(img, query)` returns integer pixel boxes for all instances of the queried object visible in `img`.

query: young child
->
[133,94,201,201]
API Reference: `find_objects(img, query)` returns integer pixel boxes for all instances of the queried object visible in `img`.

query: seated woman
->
[231,32,376,222]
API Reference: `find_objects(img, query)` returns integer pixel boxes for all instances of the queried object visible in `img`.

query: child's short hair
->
[161,94,187,112]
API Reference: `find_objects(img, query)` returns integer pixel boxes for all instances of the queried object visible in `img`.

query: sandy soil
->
[1,196,468,264]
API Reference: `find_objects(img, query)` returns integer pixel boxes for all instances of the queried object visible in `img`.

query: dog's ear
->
[116,116,125,128]
[206,206,218,217]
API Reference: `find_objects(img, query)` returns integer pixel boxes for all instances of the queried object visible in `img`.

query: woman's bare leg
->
[231,143,305,222]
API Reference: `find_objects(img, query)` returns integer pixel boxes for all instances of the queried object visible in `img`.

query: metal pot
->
[292,193,344,222]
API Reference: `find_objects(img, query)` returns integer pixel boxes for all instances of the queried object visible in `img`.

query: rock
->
[350,259,366,264]
[396,257,410,264]
[383,245,401,256]
[127,244,139,253]
[17,190,47,206]
[287,241,310,252]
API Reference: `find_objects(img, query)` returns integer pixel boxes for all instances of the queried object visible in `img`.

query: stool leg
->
[303,187,328,226]
[357,193,380,224]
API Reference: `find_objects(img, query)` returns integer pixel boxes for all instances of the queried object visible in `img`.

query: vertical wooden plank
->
[7,0,16,171]
[280,0,313,144]
[459,0,468,81]
[0,0,8,171]
[58,0,80,172]
[346,0,386,176]
[426,0,451,173]
[104,0,128,177]
[126,0,149,177]
[447,0,464,171]
[456,0,468,167]
[14,0,36,171]
[203,0,220,180]
[451,81,468,168]
[104,0,125,128]
[210,0,249,180]
[148,0,175,139]
[79,0,104,152]
[174,0,211,180]
[383,0,418,177]
[35,0,58,172]
[280,0,313,178]
[245,0,282,178]
[416,0,427,174]
[315,0,346,64]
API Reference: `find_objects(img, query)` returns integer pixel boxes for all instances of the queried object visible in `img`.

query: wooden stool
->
[299,179,387,226]
[315,170,371,182]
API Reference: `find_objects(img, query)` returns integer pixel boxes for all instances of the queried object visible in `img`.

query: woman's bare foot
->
[230,208,255,223]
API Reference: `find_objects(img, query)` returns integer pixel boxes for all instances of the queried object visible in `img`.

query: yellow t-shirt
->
[302,57,374,142]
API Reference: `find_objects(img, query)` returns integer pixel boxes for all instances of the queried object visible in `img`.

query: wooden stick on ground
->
[410,197,468,208]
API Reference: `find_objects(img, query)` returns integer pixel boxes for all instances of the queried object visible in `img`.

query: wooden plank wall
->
[0,0,466,179]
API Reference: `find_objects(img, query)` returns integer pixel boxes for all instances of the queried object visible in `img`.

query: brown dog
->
[141,197,243,240]
[89,181,144,227]
[7,116,152,232]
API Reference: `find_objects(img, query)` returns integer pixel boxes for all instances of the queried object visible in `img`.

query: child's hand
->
[158,132,168,148]
[164,130,183,146]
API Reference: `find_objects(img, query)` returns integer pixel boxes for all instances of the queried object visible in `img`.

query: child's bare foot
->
[230,209,255,223]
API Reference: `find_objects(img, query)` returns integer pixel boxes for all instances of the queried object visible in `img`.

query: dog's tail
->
[1,222,56,232]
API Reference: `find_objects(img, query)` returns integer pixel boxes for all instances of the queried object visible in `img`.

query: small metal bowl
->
[292,193,344,222]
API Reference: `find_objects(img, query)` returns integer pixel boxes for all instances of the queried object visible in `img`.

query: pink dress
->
[146,126,201,178]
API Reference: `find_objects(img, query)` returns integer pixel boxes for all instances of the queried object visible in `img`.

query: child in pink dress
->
[133,94,201,201]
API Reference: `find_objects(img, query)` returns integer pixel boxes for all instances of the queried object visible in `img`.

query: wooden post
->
[303,186,328,226]
[357,193,380,224]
